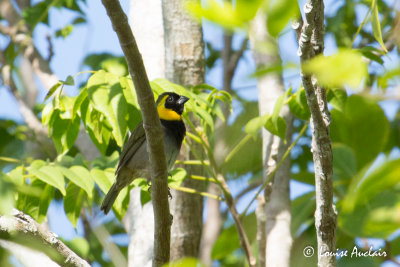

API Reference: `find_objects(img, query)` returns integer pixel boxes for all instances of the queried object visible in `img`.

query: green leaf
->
[340,190,400,238]
[29,165,66,195]
[288,87,310,120]
[192,104,215,131]
[330,95,389,168]
[63,75,75,86]
[64,237,89,259]
[22,180,54,223]
[267,0,300,37]
[64,182,85,227]
[90,168,113,194]
[87,70,129,146]
[58,166,94,199]
[22,1,49,26]
[91,168,129,220]
[291,191,315,236]
[344,159,400,212]
[119,76,142,132]
[0,173,15,215]
[83,53,128,76]
[332,144,357,180]
[55,25,74,38]
[244,115,267,138]
[359,46,384,65]
[51,114,81,154]
[377,66,400,90]
[72,89,88,119]
[291,171,315,185]
[164,258,206,267]
[327,88,347,112]
[186,0,262,30]
[370,0,387,53]
[167,168,187,187]
[264,115,287,140]
[44,82,62,102]
[303,49,368,89]
[212,213,256,259]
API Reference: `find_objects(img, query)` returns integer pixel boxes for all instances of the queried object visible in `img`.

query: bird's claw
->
[168,187,172,199]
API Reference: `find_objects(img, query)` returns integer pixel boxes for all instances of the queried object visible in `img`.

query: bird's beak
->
[177,95,189,105]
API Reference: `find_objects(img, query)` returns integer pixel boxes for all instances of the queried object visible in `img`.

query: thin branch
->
[0,210,90,267]
[297,1,337,266]
[242,121,309,216]
[101,1,171,266]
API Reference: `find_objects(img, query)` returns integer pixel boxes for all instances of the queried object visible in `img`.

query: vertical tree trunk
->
[296,1,337,266]
[161,0,205,260]
[250,11,293,267]
[125,0,166,266]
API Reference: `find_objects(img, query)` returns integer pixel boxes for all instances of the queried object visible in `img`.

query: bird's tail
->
[101,183,121,214]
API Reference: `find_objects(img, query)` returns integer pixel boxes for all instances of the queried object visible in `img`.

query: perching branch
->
[0,210,90,267]
[101,1,171,266]
[296,1,337,266]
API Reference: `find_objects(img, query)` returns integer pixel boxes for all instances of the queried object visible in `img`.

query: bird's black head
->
[156,92,189,121]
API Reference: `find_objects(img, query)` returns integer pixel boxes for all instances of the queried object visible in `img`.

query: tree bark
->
[0,210,90,267]
[161,0,205,261]
[102,1,171,266]
[296,1,337,266]
[249,10,293,267]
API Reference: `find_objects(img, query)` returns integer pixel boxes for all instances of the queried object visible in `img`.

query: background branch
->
[0,210,90,267]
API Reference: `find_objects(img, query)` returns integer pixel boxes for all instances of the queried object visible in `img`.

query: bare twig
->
[296,1,337,266]
[0,210,90,267]
[101,1,171,266]
[242,122,309,216]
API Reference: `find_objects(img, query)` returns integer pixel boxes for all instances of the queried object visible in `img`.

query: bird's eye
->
[167,96,173,103]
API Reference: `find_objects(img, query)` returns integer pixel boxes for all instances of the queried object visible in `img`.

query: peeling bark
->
[296,1,337,266]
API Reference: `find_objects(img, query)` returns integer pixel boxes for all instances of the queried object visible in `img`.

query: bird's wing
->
[115,121,146,175]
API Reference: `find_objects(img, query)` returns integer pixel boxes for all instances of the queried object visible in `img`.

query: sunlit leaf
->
[55,25,74,38]
[165,258,206,267]
[29,165,66,195]
[303,49,368,89]
[370,0,387,53]
[167,168,187,187]
[244,115,267,138]
[58,166,94,199]
[44,82,62,102]
[267,0,300,37]
[87,70,129,146]
[288,87,310,120]
[0,173,15,215]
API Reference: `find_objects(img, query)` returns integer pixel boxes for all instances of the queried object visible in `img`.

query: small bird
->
[100,92,189,214]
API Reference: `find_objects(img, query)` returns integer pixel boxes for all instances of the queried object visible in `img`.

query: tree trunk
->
[125,0,166,266]
[161,0,205,261]
[250,11,293,267]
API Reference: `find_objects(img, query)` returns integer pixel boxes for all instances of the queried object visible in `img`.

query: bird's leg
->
[147,179,151,193]
[168,187,172,199]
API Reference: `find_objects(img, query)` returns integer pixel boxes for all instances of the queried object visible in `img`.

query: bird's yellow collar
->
[157,95,182,121]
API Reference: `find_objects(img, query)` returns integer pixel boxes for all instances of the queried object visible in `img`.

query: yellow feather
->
[157,95,182,121]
